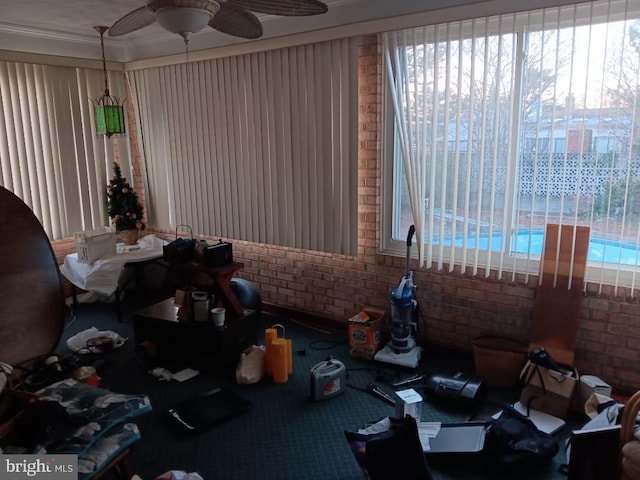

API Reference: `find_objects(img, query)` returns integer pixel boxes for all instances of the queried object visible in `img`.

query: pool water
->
[441,230,640,266]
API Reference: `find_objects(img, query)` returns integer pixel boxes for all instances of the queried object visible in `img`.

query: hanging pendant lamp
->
[93,26,126,138]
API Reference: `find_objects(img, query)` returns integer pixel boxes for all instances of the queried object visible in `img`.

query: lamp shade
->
[155,7,215,38]
[95,101,126,137]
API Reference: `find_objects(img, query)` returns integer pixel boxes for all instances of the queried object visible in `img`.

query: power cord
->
[308,338,348,350]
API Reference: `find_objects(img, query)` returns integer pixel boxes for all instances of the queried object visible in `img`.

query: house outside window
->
[383,0,640,291]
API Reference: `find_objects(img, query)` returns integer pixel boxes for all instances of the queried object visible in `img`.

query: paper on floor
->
[149,367,199,382]
[417,422,442,451]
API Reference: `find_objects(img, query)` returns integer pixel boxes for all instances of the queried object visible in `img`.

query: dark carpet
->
[52,292,580,480]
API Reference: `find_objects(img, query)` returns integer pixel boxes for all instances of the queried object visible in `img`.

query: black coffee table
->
[132,298,259,373]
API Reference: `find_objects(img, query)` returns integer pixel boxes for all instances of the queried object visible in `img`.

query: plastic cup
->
[211,307,225,327]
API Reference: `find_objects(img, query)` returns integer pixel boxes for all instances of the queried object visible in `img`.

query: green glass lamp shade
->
[94,94,126,137]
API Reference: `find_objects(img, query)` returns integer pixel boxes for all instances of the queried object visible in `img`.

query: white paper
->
[357,416,391,435]
[396,388,423,403]
[417,422,441,452]
[172,368,200,382]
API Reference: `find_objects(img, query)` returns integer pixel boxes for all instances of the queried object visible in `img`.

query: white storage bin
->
[74,227,116,264]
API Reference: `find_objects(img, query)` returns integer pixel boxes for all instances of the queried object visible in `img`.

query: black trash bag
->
[483,403,559,469]
[345,416,433,480]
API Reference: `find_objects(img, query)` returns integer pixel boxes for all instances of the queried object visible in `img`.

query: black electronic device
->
[203,240,233,268]
[424,372,486,409]
[168,387,252,433]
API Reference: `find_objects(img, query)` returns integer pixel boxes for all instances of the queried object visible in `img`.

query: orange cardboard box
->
[348,307,385,360]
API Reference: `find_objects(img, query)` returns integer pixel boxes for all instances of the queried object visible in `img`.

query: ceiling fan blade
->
[147,0,220,13]
[209,3,263,39]
[109,6,155,37]
[229,0,328,16]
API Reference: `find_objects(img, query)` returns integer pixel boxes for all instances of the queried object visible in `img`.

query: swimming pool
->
[440,229,640,266]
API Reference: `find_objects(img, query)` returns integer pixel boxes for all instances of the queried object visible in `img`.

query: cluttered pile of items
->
[341,224,629,479]
[162,224,237,322]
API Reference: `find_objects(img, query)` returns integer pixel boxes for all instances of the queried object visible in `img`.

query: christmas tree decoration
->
[106,162,145,244]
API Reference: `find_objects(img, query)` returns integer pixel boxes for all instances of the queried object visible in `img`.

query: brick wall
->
[50,34,640,394]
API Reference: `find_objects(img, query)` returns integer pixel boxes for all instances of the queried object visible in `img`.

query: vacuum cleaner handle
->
[405,225,415,278]
[407,225,415,246]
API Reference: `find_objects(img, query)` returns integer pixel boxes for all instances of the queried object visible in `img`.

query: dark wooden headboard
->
[0,186,65,368]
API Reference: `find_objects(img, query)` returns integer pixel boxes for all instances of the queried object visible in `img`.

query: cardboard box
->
[578,375,612,404]
[395,388,423,420]
[348,308,385,360]
[520,364,578,419]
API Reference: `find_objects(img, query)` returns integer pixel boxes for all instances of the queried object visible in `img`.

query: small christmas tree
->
[106,162,145,231]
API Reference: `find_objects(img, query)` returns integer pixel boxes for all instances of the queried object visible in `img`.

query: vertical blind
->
[0,61,131,240]
[385,0,640,293]
[127,38,358,255]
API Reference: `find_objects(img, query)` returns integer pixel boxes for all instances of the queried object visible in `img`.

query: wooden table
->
[197,262,245,315]
[132,297,259,372]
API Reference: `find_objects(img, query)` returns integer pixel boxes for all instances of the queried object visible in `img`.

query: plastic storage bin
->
[74,227,117,264]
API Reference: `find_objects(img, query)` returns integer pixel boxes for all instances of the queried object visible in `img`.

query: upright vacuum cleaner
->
[374,225,423,368]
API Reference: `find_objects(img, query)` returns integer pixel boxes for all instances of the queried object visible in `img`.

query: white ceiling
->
[0,0,484,63]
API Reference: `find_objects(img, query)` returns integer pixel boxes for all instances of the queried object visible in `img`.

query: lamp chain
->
[184,37,193,93]
[95,26,110,96]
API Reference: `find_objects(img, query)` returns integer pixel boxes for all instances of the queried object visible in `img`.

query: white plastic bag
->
[154,471,204,480]
[236,345,266,384]
[66,327,126,354]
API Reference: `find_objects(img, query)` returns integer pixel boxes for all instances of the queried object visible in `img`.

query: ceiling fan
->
[109,0,329,42]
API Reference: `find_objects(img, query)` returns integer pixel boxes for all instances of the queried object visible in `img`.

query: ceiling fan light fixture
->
[155,6,218,40]
[109,0,328,41]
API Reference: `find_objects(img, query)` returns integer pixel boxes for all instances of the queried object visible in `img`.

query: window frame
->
[381,1,640,289]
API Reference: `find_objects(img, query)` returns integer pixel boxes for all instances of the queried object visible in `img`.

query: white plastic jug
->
[191,291,210,322]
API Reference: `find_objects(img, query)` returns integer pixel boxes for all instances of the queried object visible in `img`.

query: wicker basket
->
[119,229,139,246]
[473,336,528,389]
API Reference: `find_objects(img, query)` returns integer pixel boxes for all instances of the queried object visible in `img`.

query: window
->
[0,61,131,240]
[383,0,640,292]
[128,38,358,255]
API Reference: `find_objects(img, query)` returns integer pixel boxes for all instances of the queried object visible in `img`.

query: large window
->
[0,60,130,240]
[128,38,358,255]
[384,0,640,292]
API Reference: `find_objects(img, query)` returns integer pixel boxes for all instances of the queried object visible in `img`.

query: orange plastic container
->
[264,327,278,375]
[264,324,292,382]
[271,338,289,383]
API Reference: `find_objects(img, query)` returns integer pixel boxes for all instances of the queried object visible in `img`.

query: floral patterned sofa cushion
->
[78,422,141,480]
[36,379,151,466]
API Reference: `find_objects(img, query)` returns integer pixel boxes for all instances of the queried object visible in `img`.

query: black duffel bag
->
[483,403,559,469]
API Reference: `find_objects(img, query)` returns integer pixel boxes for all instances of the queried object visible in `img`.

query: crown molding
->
[123,0,596,70]
[0,21,173,63]
[0,0,597,66]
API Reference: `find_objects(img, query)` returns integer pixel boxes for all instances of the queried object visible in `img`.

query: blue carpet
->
[52,293,577,480]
